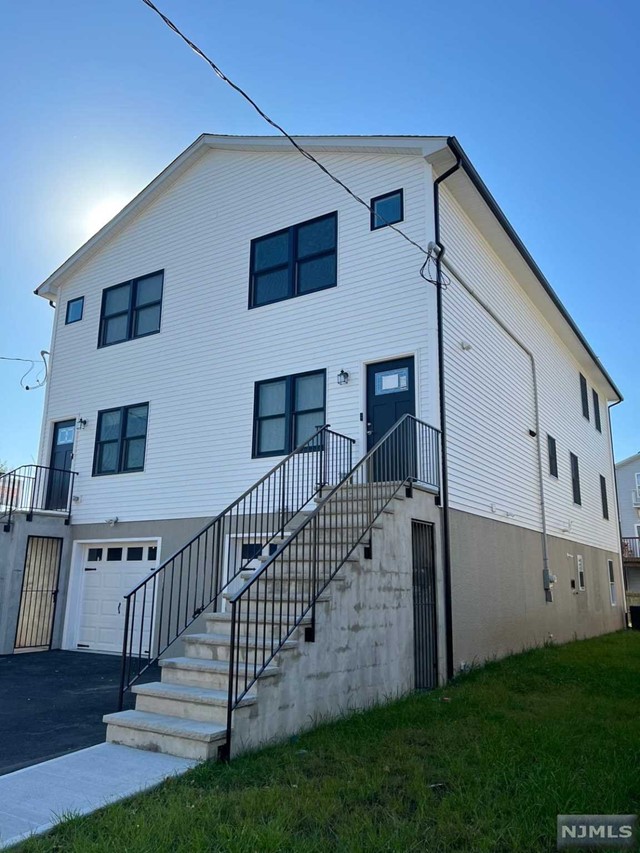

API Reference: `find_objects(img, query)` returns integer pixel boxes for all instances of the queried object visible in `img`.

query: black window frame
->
[252,369,326,458]
[570,452,582,505]
[600,474,609,520]
[248,213,337,309]
[592,389,602,432]
[370,188,404,231]
[579,373,589,420]
[547,434,558,478]
[98,270,164,348]
[93,402,149,476]
[65,296,84,325]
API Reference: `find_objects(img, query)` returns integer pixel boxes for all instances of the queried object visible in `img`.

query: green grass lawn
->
[18,631,640,853]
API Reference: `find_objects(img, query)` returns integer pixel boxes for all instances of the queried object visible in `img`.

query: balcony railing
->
[622,538,640,559]
[0,464,77,532]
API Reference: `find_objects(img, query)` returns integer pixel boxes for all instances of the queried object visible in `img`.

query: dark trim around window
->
[592,389,602,432]
[600,474,609,520]
[570,452,581,505]
[370,189,404,230]
[93,402,149,476]
[579,373,589,420]
[98,270,164,348]
[248,213,337,309]
[252,369,326,458]
[65,296,84,324]
[547,434,558,478]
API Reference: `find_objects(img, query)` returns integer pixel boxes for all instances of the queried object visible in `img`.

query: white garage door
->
[77,541,158,654]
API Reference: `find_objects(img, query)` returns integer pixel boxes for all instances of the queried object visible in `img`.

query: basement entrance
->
[411,521,438,690]
[14,536,63,652]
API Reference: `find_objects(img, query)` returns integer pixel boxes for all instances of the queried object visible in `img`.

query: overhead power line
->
[139,0,438,272]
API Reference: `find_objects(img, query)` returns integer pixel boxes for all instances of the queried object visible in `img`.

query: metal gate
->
[411,520,438,690]
[14,536,63,651]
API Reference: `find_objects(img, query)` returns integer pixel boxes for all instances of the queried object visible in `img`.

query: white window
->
[576,555,585,591]
[635,473,640,489]
[608,560,617,606]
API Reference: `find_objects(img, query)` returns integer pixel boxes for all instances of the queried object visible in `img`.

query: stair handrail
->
[1,464,78,532]
[118,424,355,708]
[222,413,440,759]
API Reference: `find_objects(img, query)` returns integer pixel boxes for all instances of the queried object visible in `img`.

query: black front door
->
[46,420,75,510]
[366,357,415,480]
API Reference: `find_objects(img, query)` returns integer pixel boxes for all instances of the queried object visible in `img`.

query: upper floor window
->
[579,373,589,420]
[65,296,84,324]
[600,474,609,520]
[98,271,163,347]
[547,434,558,478]
[253,370,325,457]
[93,403,149,475]
[370,189,404,230]
[570,452,581,505]
[249,213,337,308]
[592,389,602,432]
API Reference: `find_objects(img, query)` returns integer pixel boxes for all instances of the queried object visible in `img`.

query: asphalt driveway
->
[0,650,158,775]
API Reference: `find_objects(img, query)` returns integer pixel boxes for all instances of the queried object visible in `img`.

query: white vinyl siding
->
[440,188,618,551]
[39,149,437,522]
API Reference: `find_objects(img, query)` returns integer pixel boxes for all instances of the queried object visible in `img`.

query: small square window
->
[87,547,103,561]
[371,189,404,230]
[65,297,84,324]
[147,546,157,561]
[107,547,123,561]
[127,547,144,561]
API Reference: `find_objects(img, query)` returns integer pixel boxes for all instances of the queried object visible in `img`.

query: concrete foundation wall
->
[0,513,72,656]
[450,509,626,669]
[232,488,443,755]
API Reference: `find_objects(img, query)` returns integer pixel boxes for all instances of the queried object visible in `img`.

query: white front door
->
[77,541,158,654]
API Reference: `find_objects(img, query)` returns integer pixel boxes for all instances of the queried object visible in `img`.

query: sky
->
[0,0,638,469]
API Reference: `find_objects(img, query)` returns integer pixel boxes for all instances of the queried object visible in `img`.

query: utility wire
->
[139,0,438,272]
[0,353,48,390]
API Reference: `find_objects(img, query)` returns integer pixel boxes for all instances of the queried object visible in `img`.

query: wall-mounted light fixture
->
[337,369,349,386]
[77,418,87,429]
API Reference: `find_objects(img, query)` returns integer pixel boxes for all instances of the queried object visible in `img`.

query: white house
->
[0,135,626,759]
[615,452,640,593]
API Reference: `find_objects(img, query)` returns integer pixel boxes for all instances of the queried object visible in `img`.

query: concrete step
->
[204,611,312,637]
[236,571,346,595]
[255,543,365,564]
[222,588,331,605]
[183,632,298,663]
[132,681,255,724]
[104,709,226,761]
[160,655,279,690]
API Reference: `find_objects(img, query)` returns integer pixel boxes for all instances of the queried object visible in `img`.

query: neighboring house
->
[615,452,640,593]
[0,135,626,759]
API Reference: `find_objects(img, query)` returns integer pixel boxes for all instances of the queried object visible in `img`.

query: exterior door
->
[77,542,158,654]
[14,536,63,651]
[46,420,75,510]
[412,521,438,689]
[366,357,416,480]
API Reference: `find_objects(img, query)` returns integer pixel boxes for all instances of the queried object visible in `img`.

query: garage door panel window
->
[93,403,149,476]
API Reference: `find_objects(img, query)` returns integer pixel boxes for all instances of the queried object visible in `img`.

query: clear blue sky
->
[1,0,638,469]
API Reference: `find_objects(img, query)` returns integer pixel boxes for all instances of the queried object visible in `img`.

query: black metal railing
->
[0,464,77,532]
[223,414,440,757]
[622,538,640,559]
[118,425,355,708]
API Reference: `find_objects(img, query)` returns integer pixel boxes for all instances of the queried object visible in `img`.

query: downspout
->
[440,254,553,603]
[432,151,462,680]
[607,399,629,617]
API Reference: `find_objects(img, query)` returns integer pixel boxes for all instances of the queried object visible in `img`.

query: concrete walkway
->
[0,743,196,849]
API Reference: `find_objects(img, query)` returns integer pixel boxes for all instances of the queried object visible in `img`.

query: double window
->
[99,271,163,347]
[93,403,149,475]
[570,452,581,505]
[253,370,325,457]
[249,213,337,308]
